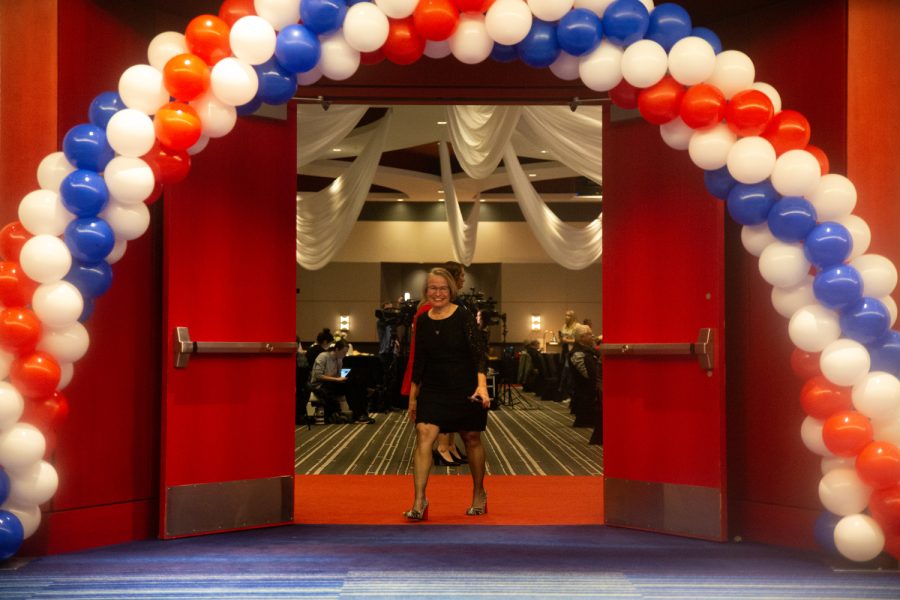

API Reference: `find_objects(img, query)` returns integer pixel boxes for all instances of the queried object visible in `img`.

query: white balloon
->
[0,381,24,431]
[688,123,736,170]
[770,149,821,197]
[834,514,885,562]
[148,31,188,72]
[191,92,238,138]
[579,40,624,92]
[819,469,872,516]
[801,416,834,457]
[0,350,12,382]
[808,174,857,221]
[118,64,168,116]
[449,14,493,66]
[873,412,900,446]
[850,254,898,298]
[751,81,781,113]
[771,275,816,318]
[374,0,418,19]
[573,0,615,15]
[621,39,668,88]
[105,108,156,157]
[1,503,41,539]
[101,199,151,242]
[424,40,452,60]
[527,0,574,22]
[821,338,871,387]
[741,223,777,257]
[18,189,74,237]
[7,460,58,506]
[758,241,810,288]
[188,135,211,156]
[659,117,693,150]
[549,52,581,81]
[343,3,390,53]
[104,156,156,205]
[231,16,278,65]
[789,304,841,352]
[821,455,855,475]
[667,36,716,86]
[254,0,301,30]
[106,239,128,265]
[726,136,776,184]
[36,152,75,193]
[852,371,900,422]
[19,235,72,284]
[705,50,754,99]
[32,281,84,329]
[836,214,871,261]
[881,295,898,327]
[37,321,90,364]
[0,423,46,472]
[637,0,654,12]
[211,57,260,106]
[57,361,74,391]
[486,0,533,46]
[319,32,360,81]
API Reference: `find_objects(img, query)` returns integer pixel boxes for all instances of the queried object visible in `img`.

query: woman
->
[568,324,601,432]
[405,268,490,520]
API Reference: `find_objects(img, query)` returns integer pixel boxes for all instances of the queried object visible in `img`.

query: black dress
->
[411,306,488,433]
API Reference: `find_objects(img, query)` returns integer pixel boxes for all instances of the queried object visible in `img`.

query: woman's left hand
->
[470,386,491,409]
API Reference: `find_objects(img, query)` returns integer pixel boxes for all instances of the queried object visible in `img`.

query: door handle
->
[174,326,298,369]
[598,327,715,372]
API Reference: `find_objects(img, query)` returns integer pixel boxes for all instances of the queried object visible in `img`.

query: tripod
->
[495,319,537,410]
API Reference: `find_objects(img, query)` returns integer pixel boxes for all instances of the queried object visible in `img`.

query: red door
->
[159,112,297,538]
[602,109,727,540]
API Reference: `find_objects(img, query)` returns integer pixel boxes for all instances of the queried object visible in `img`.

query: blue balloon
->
[275,24,321,74]
[868,330,900,377]
[726,181,779,226]
[691,26,722,54]
[64,217,116,265]
[557,9,603,57]
[840,297,890,345]
[646,3,692,52]
[517,19,561,68]
[79,297,95,324]
[255,58,298,105]
[236,96,263,116]
[88,91,124,129]
[804,222,852,269]
[703,166,737,200]
[767,196,817,243]
[59,169,109,217]
[813,264,862,310]
[0,510,24,561]
[300,0,348,36]
[490,43,518,63]
[65,259,113,299]
[62,124,115,172]
[601,0,650,47]
[0,468,9,505]
[813,512,841,556]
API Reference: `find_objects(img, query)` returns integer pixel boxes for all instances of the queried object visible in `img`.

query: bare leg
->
[459,430,487,509]
[436,432,454,462]
[412,423,440,511]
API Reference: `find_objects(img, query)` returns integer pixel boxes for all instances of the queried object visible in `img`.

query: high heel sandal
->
[432,449,461,467]
[403,499,429,521]
[449,445,468,464]
[466,493,488,516]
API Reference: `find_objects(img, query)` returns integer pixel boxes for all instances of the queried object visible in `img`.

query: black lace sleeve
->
[461,309,488,375]
[411,314,425,387]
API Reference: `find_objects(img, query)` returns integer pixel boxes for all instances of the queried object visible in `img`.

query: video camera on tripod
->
[458,288,506,329]
[374,299,419,328]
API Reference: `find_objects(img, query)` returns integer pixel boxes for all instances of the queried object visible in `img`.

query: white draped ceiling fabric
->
[295,104,603,270]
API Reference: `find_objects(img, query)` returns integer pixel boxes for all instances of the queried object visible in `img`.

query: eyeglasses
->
[426,286,450,293]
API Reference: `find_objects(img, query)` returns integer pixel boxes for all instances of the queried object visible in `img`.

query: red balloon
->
[885,528,900,561]
[870,485,900,529]
[453,0,486,11]
[0,261,39,307]
[218,0,256,27]
[762,109,811,155]
[805,144,830,175]
[154,102,203,151]
[679,83,726,129]
[822,410,873,457]
[609,79,640,110]
[856,441,900,490]
[725,89,773,137]
[790,347,820,379]
[23,391,70,432]
[637,76,685,125]
[0,221,32,263]
[10,351,61,399]
[145,179,164,205]
[360,48,386,65]
[382,17,426,66]
[163,53,211,102]
[800,375,852,420]
[143,142,192,186]
[185,14,231,66]
[414,0,460,42]
[0,307,43,355]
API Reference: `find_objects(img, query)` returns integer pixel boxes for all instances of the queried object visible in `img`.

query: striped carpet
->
[295,390,602,476]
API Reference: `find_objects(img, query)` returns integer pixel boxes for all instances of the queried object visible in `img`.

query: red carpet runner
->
[295,475,604,525]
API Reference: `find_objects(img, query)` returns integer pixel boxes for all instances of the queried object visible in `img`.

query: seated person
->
[309,340,374,424]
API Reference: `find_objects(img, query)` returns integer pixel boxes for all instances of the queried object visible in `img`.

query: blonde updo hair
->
[422,267,458,301]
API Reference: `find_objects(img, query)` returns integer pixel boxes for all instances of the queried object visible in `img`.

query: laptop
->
[340,368,351,377]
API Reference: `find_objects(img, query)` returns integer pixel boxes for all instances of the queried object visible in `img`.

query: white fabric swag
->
[447,105,522,180]
[439,141,480,266]
[296,110,392,270]
[296,104,368,168]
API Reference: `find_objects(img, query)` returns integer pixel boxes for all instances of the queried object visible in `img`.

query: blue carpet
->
[1,525,899,598]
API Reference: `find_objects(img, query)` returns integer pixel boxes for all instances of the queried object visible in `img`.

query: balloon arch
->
[1,0,899,563]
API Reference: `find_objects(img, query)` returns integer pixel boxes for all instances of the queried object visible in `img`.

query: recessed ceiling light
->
[437,189,444,194]
[438,198,445,202]
[396,198,404,202]
[332,148,342,152]
[437,121,447,125]
[528,173,537,177]
[540,150,549,154]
